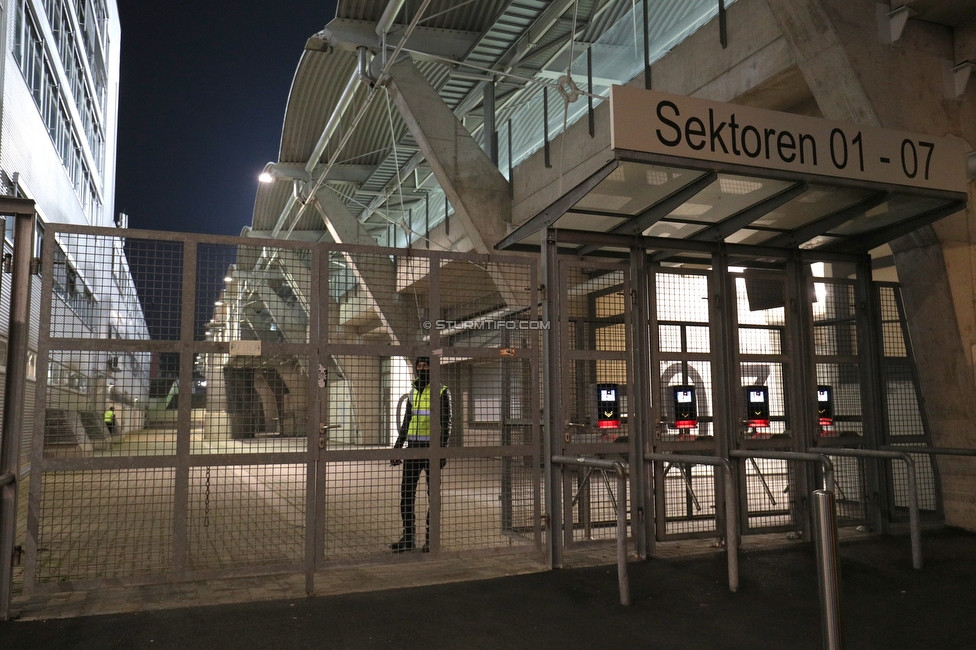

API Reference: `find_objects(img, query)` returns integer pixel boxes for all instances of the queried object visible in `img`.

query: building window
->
[52,241,98,330]
[14,0,103,224]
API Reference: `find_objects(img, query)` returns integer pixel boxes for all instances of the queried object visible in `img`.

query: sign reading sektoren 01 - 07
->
[610,85,969,194]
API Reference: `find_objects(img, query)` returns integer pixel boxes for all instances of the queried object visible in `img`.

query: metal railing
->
[730,450,841,650]
[0,473,13,488]
[729,449,836,492]
[552,455,631,606]
[644,452,739,592]
[879,446,976,458]
[814,447,921,570]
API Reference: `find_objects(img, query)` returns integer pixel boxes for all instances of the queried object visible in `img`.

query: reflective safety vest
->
[104,409,114,424]
[407,385,447,443]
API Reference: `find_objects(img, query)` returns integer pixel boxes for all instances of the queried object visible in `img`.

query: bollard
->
[812,490,843,650]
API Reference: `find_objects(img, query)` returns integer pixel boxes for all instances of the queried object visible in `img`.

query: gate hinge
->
[542,513,551,530]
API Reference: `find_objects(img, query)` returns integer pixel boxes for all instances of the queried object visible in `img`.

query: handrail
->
[0,473,13,488]
[729,449,835,492]
[644,453,739,592]
[815,447,921,570]
[552,455,631,606]
[730,449,841,650]
[879,445,976,457]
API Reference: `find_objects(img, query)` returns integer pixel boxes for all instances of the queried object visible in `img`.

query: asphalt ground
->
[1,528,974,649]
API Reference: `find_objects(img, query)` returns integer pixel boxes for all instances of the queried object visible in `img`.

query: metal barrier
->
[0,473,12,488]
[729,450,836,492]
[552,455,630,606]
[0,207,36,621]
[730,450,841,650]
[813,490,844,650]
[815,448,921,570]
[880,446,976,458]
[644,452,738,592]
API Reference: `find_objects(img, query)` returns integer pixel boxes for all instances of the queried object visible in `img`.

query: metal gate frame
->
[542,227,942,561]
[23,225,541,596]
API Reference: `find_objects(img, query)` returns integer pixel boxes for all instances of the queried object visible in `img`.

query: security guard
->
[390,357,451,553]
[104,406,116,435]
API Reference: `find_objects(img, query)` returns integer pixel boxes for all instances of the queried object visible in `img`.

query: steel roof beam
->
[647,181,808,262]
[761,191,891,249]
[494,159,620,251]
[821,199,967,254]
[575,171,717,256]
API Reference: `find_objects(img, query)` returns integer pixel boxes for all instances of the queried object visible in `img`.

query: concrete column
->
[764,0,976,529]
[315,186,423,346]
[385,58,511,253]
[385,58,531,309]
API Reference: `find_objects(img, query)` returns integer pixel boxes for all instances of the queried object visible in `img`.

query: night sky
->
[114,1,338,236]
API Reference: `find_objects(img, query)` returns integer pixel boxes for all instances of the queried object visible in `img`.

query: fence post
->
[0,204,37,621]
[812,489,844,650]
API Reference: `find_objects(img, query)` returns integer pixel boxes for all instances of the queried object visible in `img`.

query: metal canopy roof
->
[496,154,967,263]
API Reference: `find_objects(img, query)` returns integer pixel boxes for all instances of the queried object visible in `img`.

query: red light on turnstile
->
[598,419,620,429]
[675,419,697,429]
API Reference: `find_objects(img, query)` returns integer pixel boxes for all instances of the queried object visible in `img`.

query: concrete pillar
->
[763,0,976,530]
[385,58,532,310]
[315,186,423,346]
[385,58,511,253]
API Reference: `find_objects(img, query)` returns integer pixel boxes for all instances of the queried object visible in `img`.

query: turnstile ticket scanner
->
[664,385,704,511]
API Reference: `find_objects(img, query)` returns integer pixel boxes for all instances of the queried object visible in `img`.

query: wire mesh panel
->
[28,227,316,594]
[732,272,800,533]
[650,269,721,539]
[43,348,156,456]
[812,277,864,441]
[318,246,540,565]
[876,284,942,521]
[33,468,174,584]
[823,454,870,523]
[442,457,537,551]
[654,270,716,441]
[741,457,795,531]
[188,463,306,572]
[556,259,632,547]
[564,464,630,543]
[198,243,311,345]
[661,461,718,536]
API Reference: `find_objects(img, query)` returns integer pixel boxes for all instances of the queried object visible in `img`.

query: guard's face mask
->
[417,369,430,383]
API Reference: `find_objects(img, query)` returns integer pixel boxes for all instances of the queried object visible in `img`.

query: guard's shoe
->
[390,536,415,553]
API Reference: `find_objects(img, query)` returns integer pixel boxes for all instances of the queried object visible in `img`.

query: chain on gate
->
[204,466,211,527]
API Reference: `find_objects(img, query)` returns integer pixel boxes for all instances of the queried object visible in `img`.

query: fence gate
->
[550,255,635,550]
[24,226,541,595]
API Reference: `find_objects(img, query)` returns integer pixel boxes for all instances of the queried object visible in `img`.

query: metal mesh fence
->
[741,456,795,531]
[736,274,790,438]
[875,284,940,519]
[662,461,717,535]
[566,464,630,543]
[28,228,541,593]
[442,457,536,551]
[812,278,863,441]
[655,271,715,442]
[34,468,174,583]
[887,445,940,513]
[188,463,306,571]
[823,454,870,524]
